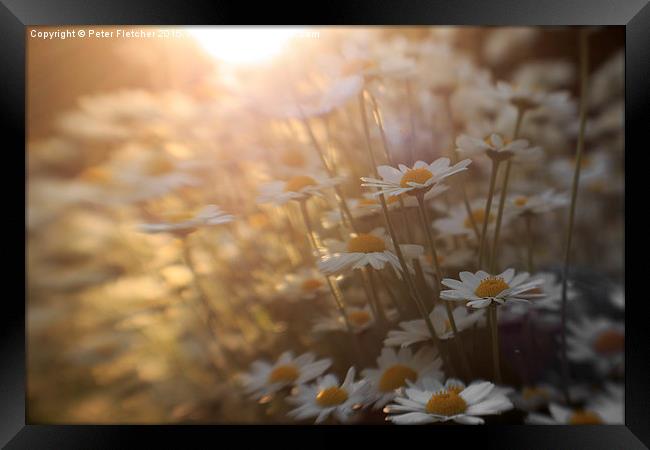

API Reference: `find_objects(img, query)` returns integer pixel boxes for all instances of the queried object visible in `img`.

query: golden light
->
[186,27,305,65]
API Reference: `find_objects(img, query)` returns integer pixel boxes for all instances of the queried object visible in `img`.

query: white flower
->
[567,317,624,376]
[361,347,444,409]
[138,205,234,234]
[456,133,542,162]
[385,377,513,424]
[361,158,471,198]
[257,174,342,205]
[493,81,571,112]
[274,268,329,301]
[441,269,545,309]
[506,190,568,216]
[287,367,372,424]
[526,384,623,425]
[241,351,332,400]
[318,228,423,276]
[384,305,484,347]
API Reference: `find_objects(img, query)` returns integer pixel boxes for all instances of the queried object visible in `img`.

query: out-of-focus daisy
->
[361,158,471,198]
[493,81,570,113]
[384,305,484,347]
[274,268,329,301]
[138,205,234,235]
[312,305,397,334]
[323,195,402,228]
[456,133,542,162]
[510,383,563,412]
[526,384,623,425]
[609,285,624,310]
[385,377,513,424]
[500,272,577,322]
[506,190,568,217]
[318,228,423,276]
[257,174,342,205]
[441,269,544,309]
[433,199,504,240]
[361,347,444,408]
[287,367,372,424]
[241,351,332,401]
[567,317,624,376]
[420,250,476,288]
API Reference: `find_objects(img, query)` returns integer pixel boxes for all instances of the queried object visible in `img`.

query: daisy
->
[384,305,484,347]
[287,367,372,424]
[493,81,571,113]
[361,347,444,408]
[567,317,624,376]
[312,305,398,334]
[241,351,332,401]
[506,190,568,217]
[274,268,329,301]
[456,133,542,163]
[360,158,471,198]
[441,269,545,309]
[385,377,513,424]
[256,174,342,205]
[138,205,234,235]
[318,228,423,276]
[499,272,577,320]
[526,384,623,425]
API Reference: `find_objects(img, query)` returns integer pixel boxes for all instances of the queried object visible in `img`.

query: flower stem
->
[361,267,388,326]
[489,107,526,273]
[524,214,535,273]
[298,199,360,350]
[478,159,500,269]
[416,193,472,378]
[560,28,590,404]
[359,90,449,365]
[489,303,502,383]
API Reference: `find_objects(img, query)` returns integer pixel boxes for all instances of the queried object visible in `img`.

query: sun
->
[186,27,304,65]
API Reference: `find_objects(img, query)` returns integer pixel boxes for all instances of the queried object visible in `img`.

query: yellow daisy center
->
[378,365,418,392]
[593,329,624,354]
[316,386,349,407]
[348,310,372,328]
[268,365,300,384]
[301,278,323,292]
[475,276,510,298]
[484,134,511,147]
[446,384,464,395]
[284,175,317,193]
[400,168,433,189]
[464,209,494,229]
[568,410,603,425]
[346,234,386,253]
[426,390,468,416]
[514,196,529,207]
[281,149,306,168]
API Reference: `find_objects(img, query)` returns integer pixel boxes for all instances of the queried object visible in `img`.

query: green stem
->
[524,214,535,273]
[416,193,472,378]
[489,303,502,383]
[361,267,388,326]
[488,107,526,273]
[560,28,590,404]
[359,90,447,359]
[478,159,500,269]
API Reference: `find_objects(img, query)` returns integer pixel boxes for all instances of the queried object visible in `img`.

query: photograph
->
[25,25,626,426]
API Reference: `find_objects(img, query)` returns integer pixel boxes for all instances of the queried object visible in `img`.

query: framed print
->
[4,0,649,447]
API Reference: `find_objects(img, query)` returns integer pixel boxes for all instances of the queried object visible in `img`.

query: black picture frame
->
[5,0,648,447]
